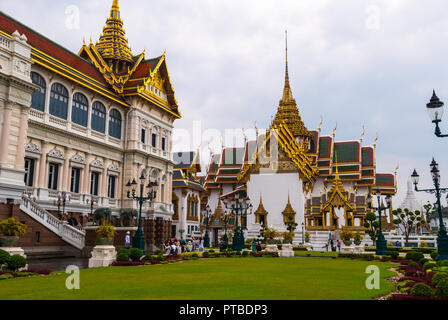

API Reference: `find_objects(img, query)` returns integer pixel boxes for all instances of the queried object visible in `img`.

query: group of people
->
[163,237,205,255]
[325,239,342,252]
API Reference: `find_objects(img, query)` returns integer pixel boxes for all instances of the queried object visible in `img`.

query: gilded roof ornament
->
[282,193,296,217]
[272,30,312,142]
[254,194,268,215]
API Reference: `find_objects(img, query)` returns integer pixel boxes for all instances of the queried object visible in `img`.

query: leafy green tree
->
[392,208,422,247]
[423,202,438,224]
[285,217,298,233]
[363,212,380,245]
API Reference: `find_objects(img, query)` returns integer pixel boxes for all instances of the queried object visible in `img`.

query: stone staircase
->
[20,196,86,250]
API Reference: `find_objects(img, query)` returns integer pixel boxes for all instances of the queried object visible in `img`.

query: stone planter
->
[0,236,19,247]
[267,239,277,245]
[343,240,352,246]
[98,237,114,245]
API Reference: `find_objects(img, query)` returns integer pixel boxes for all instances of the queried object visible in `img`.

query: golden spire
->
[96,0,134,68]
[272,30,312,144]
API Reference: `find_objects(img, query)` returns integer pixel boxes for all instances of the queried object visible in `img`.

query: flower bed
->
[111,261,145,267]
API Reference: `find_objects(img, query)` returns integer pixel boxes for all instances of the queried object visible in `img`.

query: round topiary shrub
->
[436,279,448,298]
[0,249,10,265]
[406,252,424,262]
[116,251,130,261]
[408,262,419,268]
[420,258,430,265]
[431,251,439,261]
[154,250,163,255]
[208,249,215,253]
[129,248,143,261]
[411,283,434,297]
[242,251,249,257]
[387,251,399,259]
[423,261,438,272]
[203,252,210,258]
[192,253,199,258]
[432,271,448,287]
[6,254,26,271]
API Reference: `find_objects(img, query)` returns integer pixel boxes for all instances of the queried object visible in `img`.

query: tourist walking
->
[337,240,341,252]
[199,238,204,252]
[252,239,257,252]
[125,231,131,249]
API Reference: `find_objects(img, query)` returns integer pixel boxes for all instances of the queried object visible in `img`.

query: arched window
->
[71,92,88,127]
[91,101,106,133]
[108,109,122,139]
[49,83,69,119]
[30,72,46,112]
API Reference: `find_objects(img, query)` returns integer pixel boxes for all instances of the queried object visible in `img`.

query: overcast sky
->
[2,0,448,208]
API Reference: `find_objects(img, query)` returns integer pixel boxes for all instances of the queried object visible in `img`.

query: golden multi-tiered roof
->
[96,0,134,67]
[272,32,312,147]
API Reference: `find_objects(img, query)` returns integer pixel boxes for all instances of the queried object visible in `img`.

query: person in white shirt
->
[125,231,131,249]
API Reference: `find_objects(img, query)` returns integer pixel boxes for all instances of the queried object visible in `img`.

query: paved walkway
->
[27,257,89,271]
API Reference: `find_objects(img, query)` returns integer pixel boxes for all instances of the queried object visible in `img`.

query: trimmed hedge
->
[6,255,26,271]
[436,279,448,298]
[432,272,448,287]
[0,249,10,265]
[411,283,434,297]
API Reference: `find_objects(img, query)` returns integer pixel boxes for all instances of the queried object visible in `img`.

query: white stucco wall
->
[246,172,304,234]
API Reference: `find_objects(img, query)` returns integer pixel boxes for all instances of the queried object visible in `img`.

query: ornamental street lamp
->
[54,191,70,218]
[367,190,391,256]
[222,210,230,249]
[412,159,448,261]
[126,172,158,253]
[426,90,448,137]
[203,205,212,248]
[223,191,253,251]
[86,196,98,217]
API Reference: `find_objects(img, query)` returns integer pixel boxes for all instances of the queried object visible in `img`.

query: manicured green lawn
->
[294,250,339,257]
[0,258,394,300]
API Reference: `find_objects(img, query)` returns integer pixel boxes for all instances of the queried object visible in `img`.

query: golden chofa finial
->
[360,125,365,143]
[332,122,337,138]
[318,116,323,132]
[373,133,379,149]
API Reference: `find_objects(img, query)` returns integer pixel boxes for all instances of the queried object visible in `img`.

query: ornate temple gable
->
[238,121,318,184]
[78,0,144,95]
[204,154,220,190]
[124,55,181,119]
[321,167,355,213]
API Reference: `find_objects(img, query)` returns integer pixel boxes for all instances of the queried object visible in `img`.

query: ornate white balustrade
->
[20,196,86,250]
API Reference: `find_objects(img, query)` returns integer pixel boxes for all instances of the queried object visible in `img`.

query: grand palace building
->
[0,1,183,254]
[0,0,399,255]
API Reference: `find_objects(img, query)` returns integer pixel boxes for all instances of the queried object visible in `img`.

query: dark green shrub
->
[411,283,434,297]
[234,251,241,256]
[423,261,438,271]
[408,262,419,268]
[436,279,448,298]
[117,248,130,256]
[406,252,424,261]
[420,258,429,265]
[116,251,130,261]
[386,251,399,259]
[242,251,249,256]
[6,255,26,271]
[203,252,210,258]
[154,250,163,255]
[192,253,198,258]
[208,249,215,253]
[129,248,143,261]
[431,251,439,261]
[432,271,448,287]
[0,249,10,265]
[439,260,448,267]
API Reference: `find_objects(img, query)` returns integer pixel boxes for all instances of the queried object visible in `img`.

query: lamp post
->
[54,192,70,218]
[222,210,230,249]
[301,222,305,245]
[203,205,211,248]
[126,173,158,253]
[426,90,448,137]
[86,196,97,217]
[223,191,253,251]
[367,190,391,256]
[411,159,448,261]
